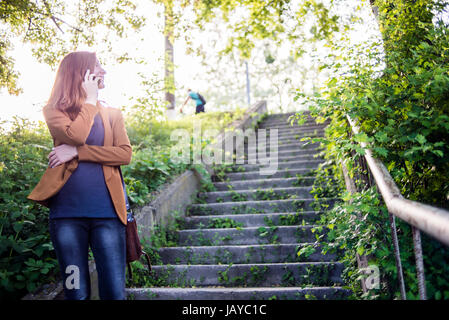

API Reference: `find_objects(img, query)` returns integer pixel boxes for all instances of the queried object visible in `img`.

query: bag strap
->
[126,251,152,281]
[107,106,153,280]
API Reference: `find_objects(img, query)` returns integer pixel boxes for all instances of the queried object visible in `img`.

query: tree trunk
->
[368,0,434,65]
[164,3,175,112]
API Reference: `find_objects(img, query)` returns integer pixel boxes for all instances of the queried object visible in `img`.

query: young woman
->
[27,51,132,300]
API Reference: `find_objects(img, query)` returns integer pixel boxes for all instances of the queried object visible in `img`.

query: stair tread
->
[178,224,320,232]
[199,186,313,196]
[189,197,336,207]
[213,177,316,185]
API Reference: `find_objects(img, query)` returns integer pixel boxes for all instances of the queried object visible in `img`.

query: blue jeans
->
[49,218,126,300]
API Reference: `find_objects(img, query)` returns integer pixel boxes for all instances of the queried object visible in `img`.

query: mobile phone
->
[92,75,101,88]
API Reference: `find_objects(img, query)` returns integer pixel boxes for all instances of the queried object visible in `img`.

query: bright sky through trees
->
[0,0,380,124]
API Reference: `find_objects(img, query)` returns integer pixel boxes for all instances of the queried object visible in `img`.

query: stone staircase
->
[126,112,350,300]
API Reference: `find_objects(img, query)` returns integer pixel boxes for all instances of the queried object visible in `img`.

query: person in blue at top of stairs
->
[180,89,206,114]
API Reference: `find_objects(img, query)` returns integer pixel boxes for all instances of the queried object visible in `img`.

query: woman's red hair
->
[47,51,97,120]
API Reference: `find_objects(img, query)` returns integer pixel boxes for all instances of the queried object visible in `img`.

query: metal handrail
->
[347,116,449,246]
[346,115,449,300]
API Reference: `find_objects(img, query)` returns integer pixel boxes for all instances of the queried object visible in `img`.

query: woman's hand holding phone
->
[82,69,99,106]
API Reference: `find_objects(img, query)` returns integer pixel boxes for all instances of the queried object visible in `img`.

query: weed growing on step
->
[280,213,303,226]
[296,245,317,262]
[194,164,217,193]
[281,269,296,286]
[253,188,291,201]
[304,294,318,300]
[249,265,268,286]
[127,293,135,300]
[126,264,174,288]
[236,166,246,172]
[264,214,303,227]
[142,210,184,249]
[217,263,233,285]
[257,226,279,244]
[295,226,312,243]
[229,190,248,202]
[214,248,233,264]
[213,163,235,182]
[146,291,158,300]
[231,204,262,215]
[300,264,335,287]
[192,231,213,246]
[195,194,208,204]
[292,199,306,211]
[208,217,243,229]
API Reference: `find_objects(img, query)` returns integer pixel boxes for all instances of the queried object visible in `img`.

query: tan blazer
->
[27,102,132,225]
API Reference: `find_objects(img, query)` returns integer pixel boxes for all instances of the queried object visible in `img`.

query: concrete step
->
[260,117,319,125]
[157,243,335,265]
[274,132,325,140]
[213,177,316,191]
[213,167,317,181]
[251,129,325,140]
[183,211,320,228]
[259,120,323,128]
[268,111,307,116]
[177,225,321,246]
[257,118,328,126]
[231,153,321,165]
[264,112,308,120]
[256,126,325,134]
[145,262,344,287]
[188,198,335,216]
[256,130,324,140]
[198,186,314,203]
[243,148,320,161]
[244,136,325,149]
[256,122,327,130]
[244,135,325,149]
[245,141,321,153]
[246,142,320,154]
[263,136,324,147]
[220,160,324,173]
[126,286,351,300]
[262,121,323,128]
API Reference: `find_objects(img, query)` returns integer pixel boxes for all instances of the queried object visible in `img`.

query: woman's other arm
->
[76,108,132,166]
[43,102,99,146]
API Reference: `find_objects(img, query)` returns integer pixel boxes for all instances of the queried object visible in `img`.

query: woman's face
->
[93,59,106,89]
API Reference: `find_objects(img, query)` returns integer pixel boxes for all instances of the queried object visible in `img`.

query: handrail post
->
[388,213,407,299]
[411,226,427,300]
[341,162,369,294]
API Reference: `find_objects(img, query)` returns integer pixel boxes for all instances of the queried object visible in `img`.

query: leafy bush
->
[0,118,58,299]
[299,0,449,299]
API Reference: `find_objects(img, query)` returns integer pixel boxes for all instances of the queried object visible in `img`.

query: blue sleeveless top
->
[49,113,117,219]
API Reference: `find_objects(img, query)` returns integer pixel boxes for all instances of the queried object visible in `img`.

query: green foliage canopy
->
[0,0,145,94]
